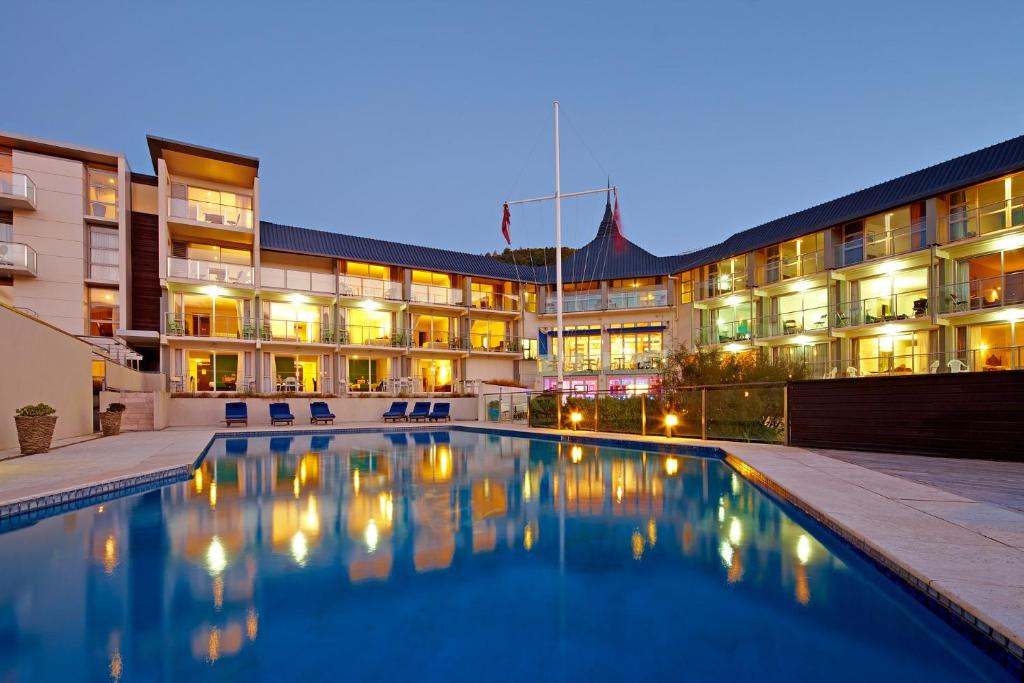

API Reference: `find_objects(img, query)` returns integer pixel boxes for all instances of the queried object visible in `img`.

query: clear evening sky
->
[7,0,1024,256]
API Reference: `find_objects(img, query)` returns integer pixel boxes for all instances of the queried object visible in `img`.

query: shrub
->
[105,402,126,413]
[16,403,56,417]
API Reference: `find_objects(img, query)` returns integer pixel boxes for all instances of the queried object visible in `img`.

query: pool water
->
[0,430,1011,682]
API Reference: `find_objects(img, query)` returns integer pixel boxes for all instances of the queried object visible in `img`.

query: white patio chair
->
[928,360,940,374]
[845,366,861,378]
[947,358,968,373]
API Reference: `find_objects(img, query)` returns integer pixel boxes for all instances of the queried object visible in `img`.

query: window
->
[411,270,452,287]
[946,173,1024,241]
[187,350,242,392]
[855,331,929,375]
[0,212,12,242]
[184,243,251,265]
[169,183,252,228]
[522,338,537,360]
[86,287,119,336]
[413,315,454,348]
[469,319,510,350]
[87,168,118,220]
[345,261,390,279]
[763,233,825,283]
[89,226,119,281]
[523,284,537,313]
[609,324,663,369]
[344,308,393,344]
[610,277,656,289]
[558,326,601,372]
[678,273,693,304]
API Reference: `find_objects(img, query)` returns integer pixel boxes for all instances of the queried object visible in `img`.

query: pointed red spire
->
[612,188,625,253]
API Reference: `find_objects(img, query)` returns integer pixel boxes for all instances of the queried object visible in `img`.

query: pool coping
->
[0,424,1019,678]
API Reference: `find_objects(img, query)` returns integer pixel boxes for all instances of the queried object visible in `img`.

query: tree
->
[486,246,576,267]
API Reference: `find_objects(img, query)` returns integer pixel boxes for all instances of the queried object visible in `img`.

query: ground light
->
[664,413,679,438]
[570,411,582,431]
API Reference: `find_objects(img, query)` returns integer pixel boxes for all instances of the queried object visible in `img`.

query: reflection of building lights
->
[290,531,309,565]
[719,540,734,568]
[522,472,533,501]
[299,461,308,484]
[379,492,394,523]
[206,536,227,575]
[293,476,300,499]
[109,650,123,681]
[97,505,105,513]
[209,481,217,509]
[213,575,224,610]
[718,505,725,523]
[631,529,644,560]
[353,469,361,494]
[796,534,812,565]
[194,468,204,493]
[731,473,741,495]
[523,523,535,551]
[365,519,379,553]
[729,517,742,545]
[615,481,624,504]
[570,445,583,463]
[304,495,319,532]
[647,518,657,547]
[103,535,118,575]
[246,608,259,641]
[207,626,221,663]
[664,457,679,476]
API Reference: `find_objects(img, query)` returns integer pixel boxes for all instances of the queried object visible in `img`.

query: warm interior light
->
[358,299,380,311]
[287,293,307,304]
[725,343,743,353]
[201,285,225,297]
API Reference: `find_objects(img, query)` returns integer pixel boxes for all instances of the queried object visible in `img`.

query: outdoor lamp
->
[570,411,583,430]
[665,413,679,438]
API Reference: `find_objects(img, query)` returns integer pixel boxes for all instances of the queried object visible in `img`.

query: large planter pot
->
[100,411,123,437]
[15,415,58,455]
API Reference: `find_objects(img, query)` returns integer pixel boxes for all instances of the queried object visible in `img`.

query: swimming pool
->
[0,429,1012,681]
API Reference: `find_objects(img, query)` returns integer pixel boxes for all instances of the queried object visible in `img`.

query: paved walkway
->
[0,423,1021,660]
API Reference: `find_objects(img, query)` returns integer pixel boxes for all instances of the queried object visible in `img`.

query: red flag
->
[612,189,625,253]
[501,203,511,245]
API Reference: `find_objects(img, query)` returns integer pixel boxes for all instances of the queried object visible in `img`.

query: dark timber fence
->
[788,370,1024,461]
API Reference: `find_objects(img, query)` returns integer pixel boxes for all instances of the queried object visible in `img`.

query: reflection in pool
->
[0,431,1011,681]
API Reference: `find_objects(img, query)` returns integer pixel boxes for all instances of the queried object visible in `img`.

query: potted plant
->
[14,403,58,455]
[100,402,126,437]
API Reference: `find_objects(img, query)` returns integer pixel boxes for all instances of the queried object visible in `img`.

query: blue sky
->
[7,0,1024,255]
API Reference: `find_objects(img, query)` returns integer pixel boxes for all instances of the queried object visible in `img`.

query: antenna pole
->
[554,100,564,393]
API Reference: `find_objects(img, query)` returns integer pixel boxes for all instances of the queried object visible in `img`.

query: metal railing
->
[755,305,830,337]
[339,275,403,300]
[470,290,520,311]
[937,273,1024,314]
[261,266,335,293]
[168,196,253,229]
[834,220,927,267]
[339,324,406,347]
[832,289,929,328]
[697,272,747,298]
[0,170,36,205]
[165,312,253,339]
[466,333,521,353]
[761,250,825,285]
[607,287,669,309]
[543,292,603,313]
[540,356,602,373]
[0,241,37,275]
[484,382,788,444]
[168,256,254,285]
[696,319,754,345]
[608,353,666,371]
[259,318,331,344]
[410,332,466,350]
[820,346,1024,377]
[410,283,464,306]
[940,195,1024,242]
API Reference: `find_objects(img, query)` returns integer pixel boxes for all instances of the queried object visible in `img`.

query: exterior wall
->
[167,396,478,426]
[103,359,164,392]
[0,305,94,449]
[466,356,518,384]
[10,150,87,334]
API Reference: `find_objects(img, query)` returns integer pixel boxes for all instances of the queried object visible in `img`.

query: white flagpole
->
[554,100,564,393]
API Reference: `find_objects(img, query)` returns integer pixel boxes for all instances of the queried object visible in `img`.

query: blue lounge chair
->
[309,401,336,424]
[269,402,295,426]
[427,403,451,422]
[225,438,248,456]
[382,401,408,422]
[408,401,431,422]
[224,402,248,426]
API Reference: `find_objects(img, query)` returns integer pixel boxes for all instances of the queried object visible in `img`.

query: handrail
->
[168,256,253,285]
[0,170,36,204]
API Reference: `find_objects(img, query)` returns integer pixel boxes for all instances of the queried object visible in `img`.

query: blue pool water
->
[0,430,1011,682]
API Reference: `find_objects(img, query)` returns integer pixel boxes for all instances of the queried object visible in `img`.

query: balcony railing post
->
[783,383,790,446]
[700,388,707,440]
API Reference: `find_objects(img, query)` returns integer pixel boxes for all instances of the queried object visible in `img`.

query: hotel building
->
[2,130,1023,393]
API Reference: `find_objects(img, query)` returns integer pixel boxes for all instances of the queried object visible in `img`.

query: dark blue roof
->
[260,221,544,282]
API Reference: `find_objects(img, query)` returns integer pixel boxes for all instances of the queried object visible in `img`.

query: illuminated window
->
[86,287,119,336]
[87,168,118,220]
[345,261,390,279]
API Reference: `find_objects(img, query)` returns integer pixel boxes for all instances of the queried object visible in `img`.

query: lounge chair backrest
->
[410,401,431,415]
[385,401,408,414]
[225,402,247,416]
[311,401,330,414]
[431,402,450,415]
[270,402,292,415]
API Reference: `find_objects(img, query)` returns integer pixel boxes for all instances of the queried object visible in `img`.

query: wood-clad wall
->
[788,371,1024,461]
[129,211,160,331]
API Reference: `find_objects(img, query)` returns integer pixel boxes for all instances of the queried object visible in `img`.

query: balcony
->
[410,283,463,306]
[832,289,929,328]
[540,355,601,374]
[259,319,332,344]
[261,266,335,294]
[165,312,254,339]
[937,273,1024,314]
[467,332,521,353]
[756,305,830,338]
[697,319,753,346]
[940,196,1024,243]
[470,291,520,312]
[608,352,665,372]
[834,221,926,268]
[697,272,748,299]
[339,324,406,347]
[410,331,466,350]
[0,242,38,277]
[167,257,253,286]
[0,171,37,210]
[607,287,668,310]
[543,292,602,313]
[761,250,825,285]
[168,196,253,229]
[339,275,403,300]
[848,346,1024,376]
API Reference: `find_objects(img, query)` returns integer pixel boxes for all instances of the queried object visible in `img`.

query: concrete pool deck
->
[0,422,1021,667]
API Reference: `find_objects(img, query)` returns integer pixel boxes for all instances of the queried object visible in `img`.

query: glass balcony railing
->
[756,305,830,337]
[697,320,754,345]
[339,325,406,347]
[258,319,331,344]
[410,283,464,306]
[0,241,38,275]
[165,312,253,339]
[844,346,1024,377]
[608,353,665,371]
[834,221,927,268]
[168,196,253,229]
[937,273,1024,314]
[0,170,36,207]
[410,332,466,350]
[339,275,403,300]
[543,292,603,313]
[940,196,1024,243]
[607,287,669,309]
[470,291,520,311]
[261,266,335,294]
[832,289,929,328]
[167,257,253,286]
[697,272,748,298]
[761,250,825,285]
[467,333,521,353]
